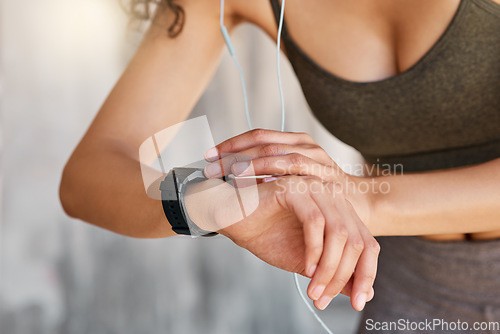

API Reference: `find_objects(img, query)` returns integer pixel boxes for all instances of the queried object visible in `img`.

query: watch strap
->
[160,170,191,235]
[160,168,218,237]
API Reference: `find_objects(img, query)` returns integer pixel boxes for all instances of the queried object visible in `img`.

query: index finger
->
[204,129,316,161]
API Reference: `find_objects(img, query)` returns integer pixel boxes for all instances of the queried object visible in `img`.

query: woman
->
[60,0,500,332]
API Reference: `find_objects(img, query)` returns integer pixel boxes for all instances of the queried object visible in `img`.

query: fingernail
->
[354,293,367,311]
[232,161,250,175]
[204,163,221,178]
[204,147,218,161]
[307,265,317,277]
[311,285,325,300]
[317,295,333,310]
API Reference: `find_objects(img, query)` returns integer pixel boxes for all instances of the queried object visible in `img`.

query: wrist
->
[185,177,262,241]
[184,178,225,233]
[184,177,248,237]
[345,174,380,236]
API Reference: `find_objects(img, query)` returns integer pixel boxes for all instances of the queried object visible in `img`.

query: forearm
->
[60,140,174,238]
[59,1,238,237]
[363,157,500,236]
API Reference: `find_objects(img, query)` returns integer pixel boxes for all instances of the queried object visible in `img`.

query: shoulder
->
[175,0,274,30]
[226,0,281,38]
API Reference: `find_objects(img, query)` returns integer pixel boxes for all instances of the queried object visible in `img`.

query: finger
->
[204,152,250,178]
[368,287,375,301]
[345,200,380,310]
[285,191,325,278]
[314,195,369,310]
[339,280,374,300]
[205,144,331,178]
[306,187,347,303]
[315,231,364,311]
[233,154,339,182]
[349,252,378,311]
[204,129,317,162]
[340,280,375,301]
[349,235,380,311]
[339,276,354,297]
[306,187,350,307]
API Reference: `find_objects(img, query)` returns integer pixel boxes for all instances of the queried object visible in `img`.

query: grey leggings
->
[358,236,500,334]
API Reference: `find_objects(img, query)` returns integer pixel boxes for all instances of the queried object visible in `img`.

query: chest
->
[251,0,500,160]
[254,0,463,82]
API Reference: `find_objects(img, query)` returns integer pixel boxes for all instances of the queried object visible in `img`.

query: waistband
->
[376,236,500,305]
[363,138,500,173]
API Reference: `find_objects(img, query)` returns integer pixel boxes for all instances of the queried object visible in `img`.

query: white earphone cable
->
[220,1,333,333]
[276,0,286,132]
[220,0,252,130]
[294,274,334,334]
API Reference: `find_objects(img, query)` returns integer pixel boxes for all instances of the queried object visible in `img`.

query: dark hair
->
[128,0,185,37]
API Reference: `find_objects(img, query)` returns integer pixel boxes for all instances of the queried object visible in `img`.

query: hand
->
[186,173,379,311]
[203,129,339,180]
[203,129,372,227]
[201,129,380,311]
[185,176,318,275]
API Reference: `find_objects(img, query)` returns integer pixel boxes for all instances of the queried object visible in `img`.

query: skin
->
[202,128,500,310]
[60,0,500,312]
[205,129,500,239]
[184,173,378,310]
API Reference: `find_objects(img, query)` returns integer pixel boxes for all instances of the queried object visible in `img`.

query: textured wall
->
[0,0,363,333]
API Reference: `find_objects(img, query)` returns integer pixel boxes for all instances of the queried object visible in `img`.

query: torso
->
[234,0,500,241]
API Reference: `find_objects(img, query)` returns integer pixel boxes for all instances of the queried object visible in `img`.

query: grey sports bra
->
[269,0,500,172]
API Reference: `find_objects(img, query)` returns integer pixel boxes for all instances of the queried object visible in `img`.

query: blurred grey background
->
[0,0,364,333]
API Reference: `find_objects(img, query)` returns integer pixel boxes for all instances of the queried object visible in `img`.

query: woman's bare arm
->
[201,129,500,238]
[368,157,500,237]
[60,0,241,238]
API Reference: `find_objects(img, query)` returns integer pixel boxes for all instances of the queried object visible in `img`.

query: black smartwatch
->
[159,167,218,237]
